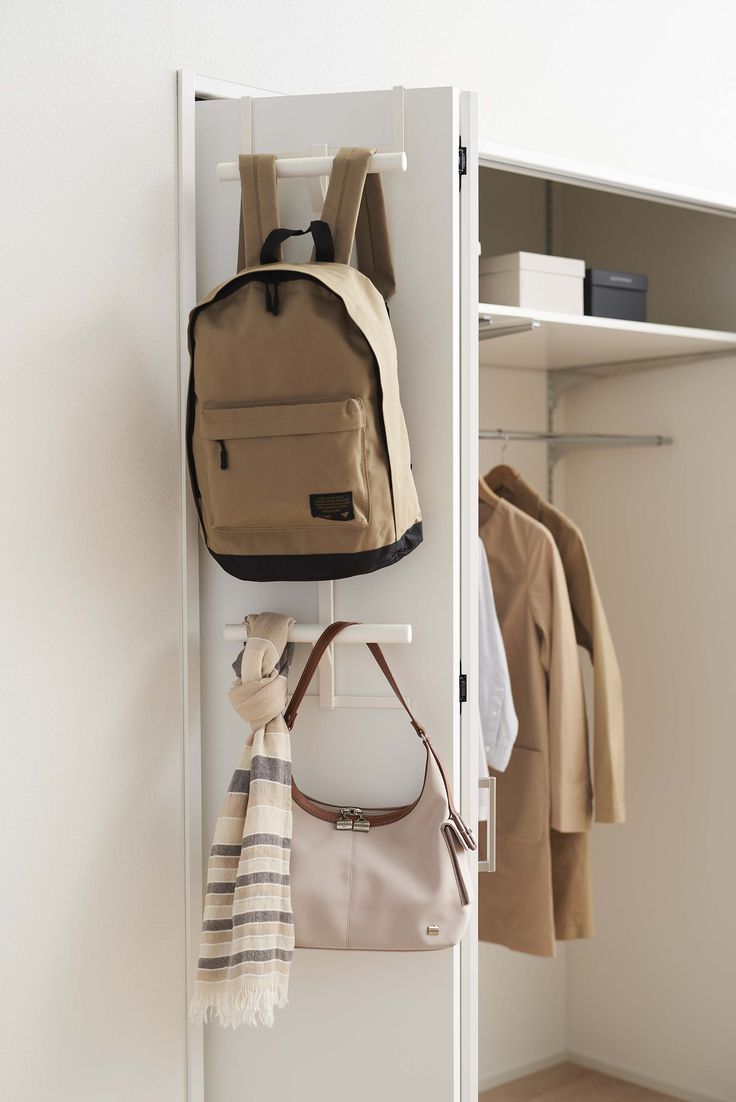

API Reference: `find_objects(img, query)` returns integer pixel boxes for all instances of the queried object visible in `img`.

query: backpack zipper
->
[217,440,228,469]
[264,275,280,315]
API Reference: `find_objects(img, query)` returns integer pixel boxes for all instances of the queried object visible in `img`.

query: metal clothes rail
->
[479,429,672,449]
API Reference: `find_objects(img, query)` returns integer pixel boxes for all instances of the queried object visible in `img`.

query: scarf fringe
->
[189,983,288,1029]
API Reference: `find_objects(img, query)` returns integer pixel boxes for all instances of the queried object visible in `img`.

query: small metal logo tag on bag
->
[426,924,440,936]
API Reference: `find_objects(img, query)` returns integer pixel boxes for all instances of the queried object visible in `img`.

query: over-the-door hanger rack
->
[222,89,412,712]
[217,85,407,209]
[225,596,413,713]
[478,313,674,500]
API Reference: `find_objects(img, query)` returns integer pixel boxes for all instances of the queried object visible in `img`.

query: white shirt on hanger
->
[478,538,518,780]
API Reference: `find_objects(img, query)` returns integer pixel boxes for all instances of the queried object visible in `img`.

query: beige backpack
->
[186,147,422,581]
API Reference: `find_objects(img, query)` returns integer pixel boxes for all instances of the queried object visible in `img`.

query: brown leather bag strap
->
[365,642,425,738]
[283,623,476,850]
[284,622,420,734]
[367,641,475,847]
[283,621,356,728]
[237,153,280,270]
[366,641,475,849]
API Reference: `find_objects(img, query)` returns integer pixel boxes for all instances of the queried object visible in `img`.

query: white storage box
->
[479,251,585,315]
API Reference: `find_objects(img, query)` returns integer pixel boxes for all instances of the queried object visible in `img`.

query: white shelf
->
[479,304,736,375]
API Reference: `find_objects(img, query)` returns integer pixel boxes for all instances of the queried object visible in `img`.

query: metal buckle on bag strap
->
[336,808,370,832]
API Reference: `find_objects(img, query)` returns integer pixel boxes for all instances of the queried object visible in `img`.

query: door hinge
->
[459,672,468,706]
[458,143,467,186]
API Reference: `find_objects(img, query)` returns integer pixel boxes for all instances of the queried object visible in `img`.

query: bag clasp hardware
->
[336,807,370,832]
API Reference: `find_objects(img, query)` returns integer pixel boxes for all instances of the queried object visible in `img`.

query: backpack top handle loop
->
[259,220,335,266]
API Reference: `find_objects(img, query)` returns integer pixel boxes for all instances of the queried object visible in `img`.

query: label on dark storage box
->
[310,492,355,521]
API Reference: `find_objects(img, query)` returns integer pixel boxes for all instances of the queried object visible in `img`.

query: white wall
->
[562,363,736,1102]
[553,191,736,1102]
[4,1,736,1099]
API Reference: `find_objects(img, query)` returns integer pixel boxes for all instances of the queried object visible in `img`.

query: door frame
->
[458,90,480,1102]
[177,71,281,1102]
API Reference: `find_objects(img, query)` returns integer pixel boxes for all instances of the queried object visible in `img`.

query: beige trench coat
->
[478,481,592,956]
[489,467,625,823]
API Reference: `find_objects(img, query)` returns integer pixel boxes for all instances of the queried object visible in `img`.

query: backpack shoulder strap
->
[237,153,280,270]
[320,148,396,299]
[355,174,396,300]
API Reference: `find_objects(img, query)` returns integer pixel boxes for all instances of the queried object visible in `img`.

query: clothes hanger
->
[478,472,501,508]
[484,434,521,499]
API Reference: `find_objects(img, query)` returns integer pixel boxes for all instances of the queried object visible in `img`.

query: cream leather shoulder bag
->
[285,622,476,951]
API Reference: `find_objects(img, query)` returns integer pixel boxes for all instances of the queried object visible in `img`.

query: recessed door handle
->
[477,775,496,874]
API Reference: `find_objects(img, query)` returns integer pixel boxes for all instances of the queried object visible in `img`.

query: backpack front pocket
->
[199,397,370,531]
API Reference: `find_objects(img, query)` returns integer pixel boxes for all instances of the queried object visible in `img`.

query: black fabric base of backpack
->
[209,522,423,582]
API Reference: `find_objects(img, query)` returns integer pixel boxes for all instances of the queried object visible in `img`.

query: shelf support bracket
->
[478,319,540,342]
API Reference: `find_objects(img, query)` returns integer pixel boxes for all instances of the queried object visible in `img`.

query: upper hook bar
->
[223,622,413,644]
[217,151,408,183]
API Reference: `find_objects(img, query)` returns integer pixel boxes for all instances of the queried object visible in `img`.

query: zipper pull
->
[217,440,228,470]
[264,276,281,315]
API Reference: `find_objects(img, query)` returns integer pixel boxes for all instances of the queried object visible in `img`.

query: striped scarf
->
[190,612,296,1028]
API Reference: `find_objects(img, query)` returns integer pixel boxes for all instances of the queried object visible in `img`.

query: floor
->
[480,1062,681,1102]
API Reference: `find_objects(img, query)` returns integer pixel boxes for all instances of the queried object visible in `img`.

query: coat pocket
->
[199,396,369,532]
[495,746,545,845]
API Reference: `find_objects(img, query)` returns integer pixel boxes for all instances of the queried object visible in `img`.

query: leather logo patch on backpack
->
[310,492,355,521]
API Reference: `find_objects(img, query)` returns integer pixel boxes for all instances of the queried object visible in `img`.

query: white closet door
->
[189,85,476,1102]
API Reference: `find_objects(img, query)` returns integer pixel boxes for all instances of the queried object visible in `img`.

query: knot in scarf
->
[228,612,295,733]
[228,638,290,732]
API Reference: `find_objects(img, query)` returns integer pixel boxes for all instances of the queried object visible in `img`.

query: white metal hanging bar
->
[223,622,413,644]
[217,150,407,182]
[480,428,674,504]
[479,429,673,448]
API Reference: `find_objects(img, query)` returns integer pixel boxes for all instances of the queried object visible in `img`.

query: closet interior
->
[476,165,736,1099]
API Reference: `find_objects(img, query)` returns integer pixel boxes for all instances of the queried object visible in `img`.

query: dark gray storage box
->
[584,269,648,322]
